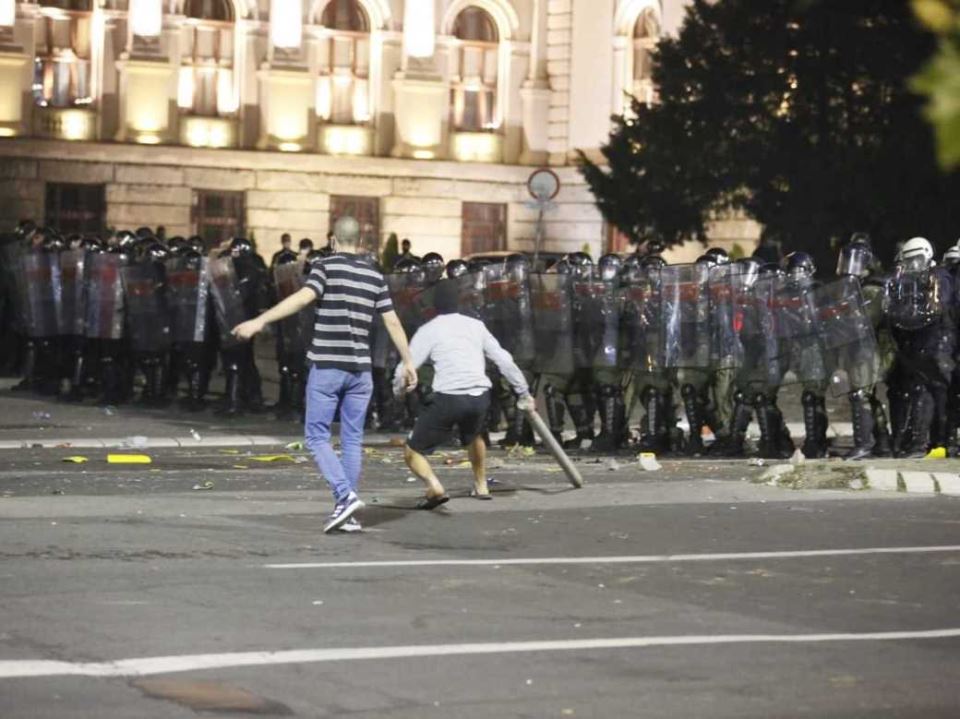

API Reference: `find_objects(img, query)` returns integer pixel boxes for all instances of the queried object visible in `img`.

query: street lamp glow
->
[129,0,162,38]
[270,0,302,49]
[403,0,435,58]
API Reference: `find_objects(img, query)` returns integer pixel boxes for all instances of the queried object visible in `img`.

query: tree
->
[381,232,400,271]
[579,0,960,266]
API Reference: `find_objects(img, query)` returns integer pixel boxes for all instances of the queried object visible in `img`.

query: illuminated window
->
[632,8,659,106]
[179,0,236,117]
[315,0,370,125]
[32,0,93,108]
[450,7,498,133]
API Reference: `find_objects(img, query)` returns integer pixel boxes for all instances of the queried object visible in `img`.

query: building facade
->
[0,0,758,259]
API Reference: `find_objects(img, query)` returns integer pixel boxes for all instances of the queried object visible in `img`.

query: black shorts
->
[407,391,490,455]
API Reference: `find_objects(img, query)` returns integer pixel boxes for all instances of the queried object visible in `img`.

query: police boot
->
[710,390,749,457]
[65,348,85,402]
[241,356,266,414]
[756,393,793,459]
[800,390,827,459]
[564,403,593,450]
[591,385,622,453]
[890,388,911,457]
[681,384,705,456]
[844,390,875,461]
[150,359,170,408]
[35,340,60,395]
[870,394,892,457]
[500,403,525,447]
[614,391,628,448]
[12,340,37,392]
[273,364,295,420]
[544,385,566,442]
[638,387,667,453]
[897,386,928,458]
[182,359,206,412]
[217,363,242,417]
[100,356,123,407]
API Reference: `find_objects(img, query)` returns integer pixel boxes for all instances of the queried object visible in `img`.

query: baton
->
[523,407,583,489]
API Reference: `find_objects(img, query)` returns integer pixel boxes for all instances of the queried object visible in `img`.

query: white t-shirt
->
[401,313,530,397]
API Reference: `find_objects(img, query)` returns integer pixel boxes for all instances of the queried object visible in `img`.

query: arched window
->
[315,0,371,125]
[632,7,659,106]
[33,0,94,108]
[450,6,498,133]
[178,0,236,117]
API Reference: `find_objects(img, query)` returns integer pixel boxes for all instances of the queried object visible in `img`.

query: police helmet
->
[598,253,623,282]
[942,245,960,268]
[836,240,875,278]
[704,247,730,265]
[736,257,763,288]
[446,259,469,279]
[640,254,666,271]
[395,257,422,274]
[422,252,445,283]
[230,237,254,256]
[783,251,816,280]
[897,237,934,272]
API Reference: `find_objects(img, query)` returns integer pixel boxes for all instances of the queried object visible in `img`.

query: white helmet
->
[942,244,960,267]
[897,236,934,271]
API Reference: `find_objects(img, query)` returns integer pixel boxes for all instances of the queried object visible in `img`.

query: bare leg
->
[404,445,446,498]
[468,435,489,496]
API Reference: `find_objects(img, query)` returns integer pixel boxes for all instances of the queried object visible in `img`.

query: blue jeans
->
[304,366,374,503]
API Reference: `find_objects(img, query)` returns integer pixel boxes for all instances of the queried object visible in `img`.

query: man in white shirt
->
[397,279,534,508]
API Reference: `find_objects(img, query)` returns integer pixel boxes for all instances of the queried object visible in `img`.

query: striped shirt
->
[304,253,393,371]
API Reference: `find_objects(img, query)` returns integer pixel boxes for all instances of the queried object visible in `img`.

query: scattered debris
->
[50,489,64,495]
[189,429,202,441]
[285,441,305,451]
[32,412,51,420]
[638,452,661,472]
[925,446,947,460]
[192,481,215,491]
[219,448,240,455]
[790,449,806,465]
[61,456,89,464]
[107,454,152,464]
[248,454,296,463]
[405,476,417,483]
[232,465,249,470]
[748,457,765,467]
[125,436,149,449]
[102,406,116,416]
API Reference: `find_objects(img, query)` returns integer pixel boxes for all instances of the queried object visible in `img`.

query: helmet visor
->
[836,244,871,277]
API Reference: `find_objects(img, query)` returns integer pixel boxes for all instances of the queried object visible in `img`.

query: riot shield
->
[454,270,486,320]
[530,273,575,376]
[59,249,87,338]
[734,274,782,390]
[122,263,171,354]
[482,264,536,366]
[619,273,664,373]
[661,263,710,369]
[570,277,619,371]
[273,261,312,358]
[20,253,61,339]
[707,264,743,370]
[770,276,827,388]
[386,273,425,336]
[208,257,248,348]
[813,278,880,396]
[885,268,944,331]
[165,256,210,345]
[85,253,126,340]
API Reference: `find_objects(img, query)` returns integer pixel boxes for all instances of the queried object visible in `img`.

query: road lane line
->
[263,544,960,570]
[2,628,959,679]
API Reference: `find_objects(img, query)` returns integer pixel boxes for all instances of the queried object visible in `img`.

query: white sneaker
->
[338,517,363,533]
[323,492,364,533]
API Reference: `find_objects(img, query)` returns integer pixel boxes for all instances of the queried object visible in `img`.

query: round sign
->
[527,168,561,202]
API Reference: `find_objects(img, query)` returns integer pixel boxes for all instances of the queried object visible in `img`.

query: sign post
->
[526,169,560,270]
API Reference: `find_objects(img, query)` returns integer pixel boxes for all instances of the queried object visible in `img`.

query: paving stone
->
[932,473,960,496]
[900,471,936,494]
[864,468,900,491]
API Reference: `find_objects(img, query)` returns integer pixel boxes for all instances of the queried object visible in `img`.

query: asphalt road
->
[1,437,959,719]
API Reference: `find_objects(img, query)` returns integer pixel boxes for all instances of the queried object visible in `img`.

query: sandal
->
[416,494,450,510]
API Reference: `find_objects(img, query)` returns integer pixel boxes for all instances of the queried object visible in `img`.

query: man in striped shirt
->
[233,217,417,534]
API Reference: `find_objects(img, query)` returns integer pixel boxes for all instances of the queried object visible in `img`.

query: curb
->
[0,435,300,450]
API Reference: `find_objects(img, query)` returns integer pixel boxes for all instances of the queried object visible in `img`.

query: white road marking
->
[2,628,959,679]
[263,544,960,570]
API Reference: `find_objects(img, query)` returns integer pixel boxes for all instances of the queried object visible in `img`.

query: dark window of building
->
[461,202,506,256]
[192,189,245,249]
[330,195,380,252]
[320,0,369,32]
[45,182,104,234]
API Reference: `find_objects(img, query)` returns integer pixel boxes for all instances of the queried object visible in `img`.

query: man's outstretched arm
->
[481,328,531,400]
[382,310,418,390]
[232,286,315,341]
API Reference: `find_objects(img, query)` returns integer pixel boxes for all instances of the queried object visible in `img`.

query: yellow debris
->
[248,454,296,463]
[106,454,152,464]
[925,446,947,459]
[61,456,88,464]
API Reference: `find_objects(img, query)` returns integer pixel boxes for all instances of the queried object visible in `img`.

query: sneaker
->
[323,492,364,534]
[338,517,363,533]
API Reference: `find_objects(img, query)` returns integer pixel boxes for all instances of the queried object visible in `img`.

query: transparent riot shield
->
[570,278,619,371]
[20,252,61,339]
[482,264,536,366]
[0,239,25,333]
[618,272,664,373]
[885,268,945,331]
[530,273,575,376]
[273,261,311,358]
[770,276,827,388]
[122,263,171,354]
[85,253,126,340]
[661,263,711,369]
[454,270,487,320]
[165,256,210,345]
[813,277,881,396]
[707,264,743,370]
[59,249,86,338]
[208,257,248,348]
[386,273,425,337]
[734,274,782,391]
